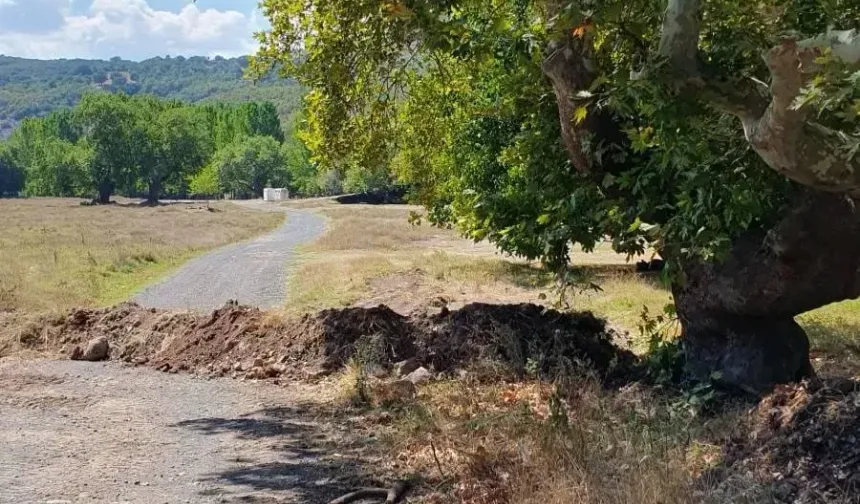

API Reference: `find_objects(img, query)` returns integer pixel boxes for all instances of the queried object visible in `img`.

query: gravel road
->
[133,202,325,311]
[0,360,364,504]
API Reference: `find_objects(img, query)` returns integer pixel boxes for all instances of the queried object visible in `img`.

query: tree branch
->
[654,0,767,119]
[655,1,860,195]
[329,481,410,504]
[541,38,597,173]
[657,0,700,74]
[741,34,860,196]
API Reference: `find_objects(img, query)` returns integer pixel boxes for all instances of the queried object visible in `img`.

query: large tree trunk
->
[673,190,860,394]
[96,182,113,204]
[147,180,161,205]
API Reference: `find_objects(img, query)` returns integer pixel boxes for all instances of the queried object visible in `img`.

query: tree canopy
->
[1,93,290,202]
[214,135,287,199]
[252,0,860,393]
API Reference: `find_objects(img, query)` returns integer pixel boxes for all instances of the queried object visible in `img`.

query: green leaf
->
[573,106,588,125]
[602,173,616,188]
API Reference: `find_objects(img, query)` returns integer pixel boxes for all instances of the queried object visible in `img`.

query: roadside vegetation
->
[0,198,282,312]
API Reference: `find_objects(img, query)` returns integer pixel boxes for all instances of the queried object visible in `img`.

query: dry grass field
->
[281,199,667,321]
[0,198,283,312]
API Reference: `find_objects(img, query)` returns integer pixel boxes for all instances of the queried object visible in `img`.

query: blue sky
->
[0,0,269,60]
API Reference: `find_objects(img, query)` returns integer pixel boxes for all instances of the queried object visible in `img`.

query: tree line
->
[0,93,366,202]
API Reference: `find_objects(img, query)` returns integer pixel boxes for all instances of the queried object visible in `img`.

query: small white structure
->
[263,188,290,202]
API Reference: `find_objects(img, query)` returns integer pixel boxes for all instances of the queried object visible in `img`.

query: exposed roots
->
[329,480,410,504]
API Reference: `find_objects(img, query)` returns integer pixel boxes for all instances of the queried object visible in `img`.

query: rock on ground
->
[71,336,109,361]
[405,367,433,385]
[393,359,420,378]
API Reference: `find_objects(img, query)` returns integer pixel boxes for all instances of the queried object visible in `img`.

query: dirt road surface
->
[0,360,367,504]
[133,202,325,311]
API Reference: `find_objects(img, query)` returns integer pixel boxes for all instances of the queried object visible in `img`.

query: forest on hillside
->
[0,55,305,137]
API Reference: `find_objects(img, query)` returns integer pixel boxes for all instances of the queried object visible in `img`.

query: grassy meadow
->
[0,198,283,312]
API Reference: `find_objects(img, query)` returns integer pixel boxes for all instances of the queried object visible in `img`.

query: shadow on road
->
[173,404,382,503]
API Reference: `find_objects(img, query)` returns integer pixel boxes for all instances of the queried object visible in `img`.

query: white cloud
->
[0,0,259,60]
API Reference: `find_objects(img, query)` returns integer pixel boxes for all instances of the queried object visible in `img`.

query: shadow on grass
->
[173,404,381,503]
[804,319,860,356]
[801,317,860,377]
[487,261,671,292]
[493,261,554,289]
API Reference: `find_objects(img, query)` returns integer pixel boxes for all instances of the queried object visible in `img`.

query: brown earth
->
[3,301,639,384]
[721,378,860,503]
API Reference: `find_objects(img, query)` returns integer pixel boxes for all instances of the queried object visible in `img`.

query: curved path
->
[134,202,325,311]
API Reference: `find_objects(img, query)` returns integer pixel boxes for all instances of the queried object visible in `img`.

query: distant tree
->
[188,163,221,199]
[76,93,137,203]
[316,169,343,196]
[132,98,213,203]
[1,114,88,197]
[343,164,393,194]
[23,138,91,197]
[203,102,285,150]
[281,135,318,196]
[214,135,285,198]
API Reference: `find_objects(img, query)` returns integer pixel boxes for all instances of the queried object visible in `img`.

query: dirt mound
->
[56,303,198,363]
[293,305,415,372]
[725,378,860,503]
[13,301,637,384]
[415,303,637,382]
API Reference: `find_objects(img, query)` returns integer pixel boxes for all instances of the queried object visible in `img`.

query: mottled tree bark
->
[658,0,860,196]
[673,191,860,393]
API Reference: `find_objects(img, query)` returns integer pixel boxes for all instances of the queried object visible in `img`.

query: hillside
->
[0,55,304,137]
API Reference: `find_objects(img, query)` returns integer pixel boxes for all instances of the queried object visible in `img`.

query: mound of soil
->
[19,301,638,384]
[415,303,637,383]
[725,378,860,503]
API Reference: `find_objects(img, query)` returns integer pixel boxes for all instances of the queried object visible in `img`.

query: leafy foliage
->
[251,0,856,275]
[0,93,288,202]
[214,135,287,198]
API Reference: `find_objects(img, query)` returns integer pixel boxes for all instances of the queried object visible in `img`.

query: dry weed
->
[375,378,758,504]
